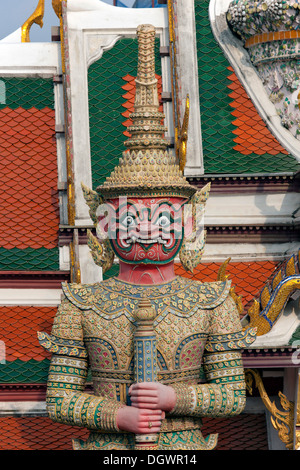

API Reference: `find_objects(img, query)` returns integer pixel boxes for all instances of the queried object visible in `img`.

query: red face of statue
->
[97,196,189,265]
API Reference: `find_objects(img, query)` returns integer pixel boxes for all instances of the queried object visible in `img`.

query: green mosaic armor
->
[39,276,256,450]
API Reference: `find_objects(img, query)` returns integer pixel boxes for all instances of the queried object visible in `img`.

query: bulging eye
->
[122,215,136,227]
[158,215,170,227]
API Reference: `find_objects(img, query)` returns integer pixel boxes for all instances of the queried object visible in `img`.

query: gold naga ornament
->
[245,369,295,450]
[218,252,300,450]
[246,252,300,336]
[21,0,63,41]
[83,24,210,274]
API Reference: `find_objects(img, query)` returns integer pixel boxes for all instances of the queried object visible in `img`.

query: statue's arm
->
[38,296,124,432]
[170,350,246,417]
[169,295,256,418]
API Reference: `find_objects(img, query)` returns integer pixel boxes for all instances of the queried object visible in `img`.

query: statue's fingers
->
[132,381,158,390]
[130,389,158,399]
[140,408,164,419]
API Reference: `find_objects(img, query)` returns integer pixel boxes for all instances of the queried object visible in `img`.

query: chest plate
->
[63,277,230,401]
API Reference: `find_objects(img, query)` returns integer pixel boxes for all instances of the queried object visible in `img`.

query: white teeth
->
[127,237,168,245]
[165,238,174,248]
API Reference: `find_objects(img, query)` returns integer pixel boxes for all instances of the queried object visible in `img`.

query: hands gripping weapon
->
[133,296,159,450]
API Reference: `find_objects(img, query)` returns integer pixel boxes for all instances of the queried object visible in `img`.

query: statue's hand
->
[128,382,176,413]
[116,405,165,434]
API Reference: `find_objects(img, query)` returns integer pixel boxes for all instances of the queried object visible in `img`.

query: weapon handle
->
[133,298,159,450]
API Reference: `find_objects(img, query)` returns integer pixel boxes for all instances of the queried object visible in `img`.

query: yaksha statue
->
[38,24,256,451]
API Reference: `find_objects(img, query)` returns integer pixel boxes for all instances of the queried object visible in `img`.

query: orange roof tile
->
[0,306,56,361]
[0,263,279,359]
[0,414,267,450]
[227,67,288,156]
[0,417,89,450]
[175,260,280,313]
[0,107,59,249]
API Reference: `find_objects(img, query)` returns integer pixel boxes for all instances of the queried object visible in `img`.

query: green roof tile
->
[0,248,59,271]
[195,0,300,174]
[0,77,54,110]
[0,360,50,383]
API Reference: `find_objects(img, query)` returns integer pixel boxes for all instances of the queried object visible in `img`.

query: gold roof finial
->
[124,24,168,153]
[21,0,45,43]
[97,24,196,200]
[52,0,63,19]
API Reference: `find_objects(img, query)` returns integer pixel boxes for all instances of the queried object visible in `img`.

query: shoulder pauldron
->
[61,277,231,322]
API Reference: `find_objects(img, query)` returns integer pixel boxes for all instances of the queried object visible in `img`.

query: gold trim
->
[296,430,300,450]
[52,0,63,18]
[178,95,189,173]
[167,0,180,162]
[246,369,294,450]
[21,0,45,43]
[70,229,81,284]
[248,277,300,335]
[56,1,79,279]
[58,1,75,224]
[167,3,190,171]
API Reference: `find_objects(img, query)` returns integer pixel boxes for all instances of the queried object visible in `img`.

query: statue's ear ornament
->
[82,182,115,273]
[81,182,103,225]
[86,229,115,274]
[82,24,203,273]
[179,182,211,274]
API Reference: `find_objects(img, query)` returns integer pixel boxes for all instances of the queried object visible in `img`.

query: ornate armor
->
[38,276,255,450]
[38,23,256,451]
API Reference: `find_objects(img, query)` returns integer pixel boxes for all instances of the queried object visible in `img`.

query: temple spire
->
[124,24,168,153]
[97,24,196,200]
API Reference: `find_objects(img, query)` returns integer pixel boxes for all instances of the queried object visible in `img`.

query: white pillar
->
[174,0,203,176]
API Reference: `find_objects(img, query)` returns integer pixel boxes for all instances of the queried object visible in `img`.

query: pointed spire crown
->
[97,24,196,200]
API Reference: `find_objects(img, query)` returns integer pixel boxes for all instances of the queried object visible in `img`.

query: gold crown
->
[97,24,196,200]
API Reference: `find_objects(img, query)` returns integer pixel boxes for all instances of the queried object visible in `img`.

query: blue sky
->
[0,0,162,42]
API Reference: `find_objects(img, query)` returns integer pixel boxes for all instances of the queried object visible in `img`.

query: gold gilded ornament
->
[246,369,294,450]
[87,230,115,274]
[179,183,210,273]
[178,95,190,173]
[21,0,45,42]
[52,0,63,19]
[246,251,300,335]
[81,183,103,225]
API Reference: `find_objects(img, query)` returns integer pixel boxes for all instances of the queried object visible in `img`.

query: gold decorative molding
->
[246,369,295,450]
[70,229,81,284]
[167,0,180,163]
[296,431,300,450]
[178,94,189,173]
[21,0,45,42]
[54,1,79,279]
[52,0,63,19]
